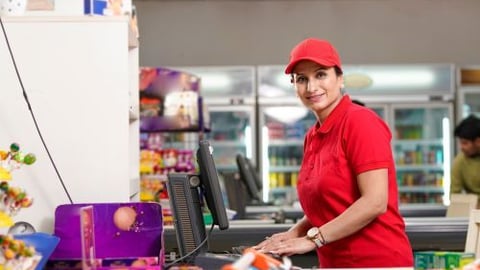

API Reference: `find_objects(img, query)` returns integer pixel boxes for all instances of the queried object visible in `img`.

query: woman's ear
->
[339,75,345,89]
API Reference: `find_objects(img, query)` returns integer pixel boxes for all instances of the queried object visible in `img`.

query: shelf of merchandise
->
[397,165,444,170]
[259,109,315,203]
[269,166,301,173]
[209,140,246,148]
[392,104,453,205]
[399,186,444,192]
[139,131,199,224]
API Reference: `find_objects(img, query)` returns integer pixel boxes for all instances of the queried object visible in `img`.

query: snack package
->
[0,234,42,270]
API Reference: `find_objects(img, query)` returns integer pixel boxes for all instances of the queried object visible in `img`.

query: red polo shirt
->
[297,95,413,268]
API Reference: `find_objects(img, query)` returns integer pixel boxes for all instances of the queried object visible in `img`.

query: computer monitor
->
[235,154,262,203]
[196,140,229,230]
[222,172,247,219]
[166,140,229,265]
[245,156,262,191]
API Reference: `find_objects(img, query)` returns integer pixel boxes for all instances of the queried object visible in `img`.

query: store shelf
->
[270,186,296,192]
[269,165,301,173]
[268,139,304,146]
[211,140,246,147]
[141,174,168,181]
[399,186,444,193]
[396,164,444,170]
[394,139,444,146]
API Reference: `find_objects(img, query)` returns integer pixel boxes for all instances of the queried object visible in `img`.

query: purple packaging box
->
[47,202,164,269]
[139,67,204,133]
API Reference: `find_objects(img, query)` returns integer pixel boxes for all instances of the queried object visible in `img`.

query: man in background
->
[451,115,480,204]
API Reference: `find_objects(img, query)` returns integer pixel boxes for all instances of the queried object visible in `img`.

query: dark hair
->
[334,66,343,76]
[290,65,343,82]
[454,115,480,140]
[352,99,365,107]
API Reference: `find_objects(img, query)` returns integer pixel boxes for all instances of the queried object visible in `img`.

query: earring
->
[341,84,345,89]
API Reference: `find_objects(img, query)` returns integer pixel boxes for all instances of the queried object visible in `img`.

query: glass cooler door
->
[204,106,256,173]
[458,86,480,120]
[368,104,388,121]
[259,105,317,204]
[170,66,257,173]
[392,104,453,205]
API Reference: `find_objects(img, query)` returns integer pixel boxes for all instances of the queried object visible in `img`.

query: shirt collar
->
[314,95,352,134]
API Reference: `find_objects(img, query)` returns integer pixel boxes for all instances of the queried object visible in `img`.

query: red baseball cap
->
[284,38,342,74]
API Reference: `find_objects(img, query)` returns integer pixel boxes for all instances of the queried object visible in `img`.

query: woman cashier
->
[254,38,414,268]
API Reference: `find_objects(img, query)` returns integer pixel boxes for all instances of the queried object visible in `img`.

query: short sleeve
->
[341,108,392,175]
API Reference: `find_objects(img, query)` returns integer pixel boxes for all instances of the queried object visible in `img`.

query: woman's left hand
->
[258,236,317,257]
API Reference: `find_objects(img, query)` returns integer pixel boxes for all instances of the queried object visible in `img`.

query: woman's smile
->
[306,93,326,102]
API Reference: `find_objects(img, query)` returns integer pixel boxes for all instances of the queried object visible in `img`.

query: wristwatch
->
[306,227,323,248]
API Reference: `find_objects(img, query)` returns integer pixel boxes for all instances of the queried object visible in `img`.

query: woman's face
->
[292,60,344,122]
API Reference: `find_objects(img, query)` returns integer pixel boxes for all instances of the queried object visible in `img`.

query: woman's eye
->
[316,72,327,78]
[296,77,307,83]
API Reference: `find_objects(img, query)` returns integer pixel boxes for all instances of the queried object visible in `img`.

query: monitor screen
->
[235,154,261,202]
[222,172,247,220]
[196,140,229,230]
[166,140,229,264]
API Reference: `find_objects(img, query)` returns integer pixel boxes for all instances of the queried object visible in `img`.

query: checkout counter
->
[244,203,447,221]
[163,204,464,268]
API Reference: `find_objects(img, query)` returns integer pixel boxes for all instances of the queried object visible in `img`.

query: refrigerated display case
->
[457,67,480,120]
[345,64,455,205]
[369,104,388,120]
[172,66,257,173]
[392,104,453,205]
[259,106,315,204]
[257,66,390,203]
[202,106,255,171]
[257,64,456,206]
[257,65,310,203]
[457,87,480,119]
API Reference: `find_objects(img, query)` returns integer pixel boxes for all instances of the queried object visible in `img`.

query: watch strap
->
[312,237,323,248]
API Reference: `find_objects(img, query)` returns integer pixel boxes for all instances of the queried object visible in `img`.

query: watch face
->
[307,227,319,239]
